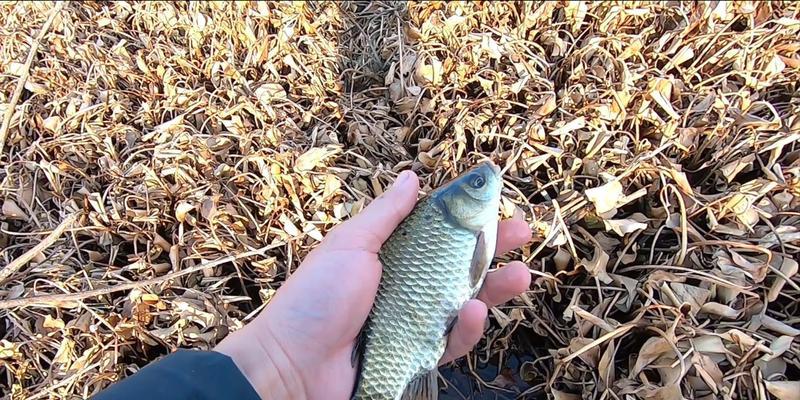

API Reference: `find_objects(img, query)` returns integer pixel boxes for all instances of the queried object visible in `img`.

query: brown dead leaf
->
[699,302,741,319]
[255,83,287,107]
[692,352,723,394]
[603,213,648,236]
[719,329,772,354]
[599,339,616,390]
[632,337,673,376]
[761,336,795,362]
[295,145,342,172]
[764,381,800,400]
[692,335,727,354]
[579,243,612,284]
[175,201,194,224]
[640,383,683,400]
[721,154,756,182]
[769,256,799,302]
[552,389,581,400]
[760,226,800,249]
[666,282,710,315]
[2,199,28,220]
[568,337,600,368]
[585,179,623,217]
[414,56,443,85]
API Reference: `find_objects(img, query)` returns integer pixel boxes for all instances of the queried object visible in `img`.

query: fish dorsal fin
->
[400,370,439,400]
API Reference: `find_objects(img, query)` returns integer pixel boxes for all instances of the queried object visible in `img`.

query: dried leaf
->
[142,115,184,142]
[699,302,740,319]
[668,167,693,195]
[667,283,710,315]
[554,246,571,271]
[585,179,623,216]
[295,145,342,172]
[43,315,65,330]
[761,336,795,362]
[568,337,601,368]
[255,83,287,107]
[718,329,772,353]
[753,314,800,337]
[415,56,443,85]
[692,352,723,394]
[768,256,799,302]
[2,199,28,220]
[579,243,612,284]
[720,154,756,182]
[175,201,194,224]
[604,213,648,236]
[692,336,726,354]
[42,115,62,133]
[720,179,777,228]
[632,337,673,376]
[599,340,616,390]
[564,0,588,33]
[760,226,800,249]
[609,273,638,312]
[552,389,581,400]
[764,381,800,400]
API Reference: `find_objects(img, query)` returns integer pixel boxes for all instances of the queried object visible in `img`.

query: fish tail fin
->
[400,370,439,400]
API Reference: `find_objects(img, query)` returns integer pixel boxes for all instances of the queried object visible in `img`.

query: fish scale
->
[354,196,479,399]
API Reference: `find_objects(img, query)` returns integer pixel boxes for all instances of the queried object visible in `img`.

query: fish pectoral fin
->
[470,230,490,290]
[400,370,439,400]
[350,326,368,399]
[351,326,367,368]
[443,315,458,337]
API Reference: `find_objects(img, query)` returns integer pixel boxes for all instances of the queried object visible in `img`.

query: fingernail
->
[394,170,412,187]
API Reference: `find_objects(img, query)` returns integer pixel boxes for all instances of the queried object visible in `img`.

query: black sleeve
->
[94,349,261,400]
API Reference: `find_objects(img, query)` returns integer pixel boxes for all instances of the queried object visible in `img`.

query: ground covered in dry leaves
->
[1,1,799,399]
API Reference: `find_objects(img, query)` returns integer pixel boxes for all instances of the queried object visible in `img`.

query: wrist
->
[215,323,307,400]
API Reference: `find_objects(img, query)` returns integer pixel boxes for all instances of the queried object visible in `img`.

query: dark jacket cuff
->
[94,349,261,400]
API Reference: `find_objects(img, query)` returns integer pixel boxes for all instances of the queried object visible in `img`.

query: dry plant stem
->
[0,213,77,284]
[0,245,278,309]
[662,184,688,266]
[0,1,66,154]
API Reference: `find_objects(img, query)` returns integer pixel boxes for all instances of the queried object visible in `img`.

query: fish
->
[352,160,504,400]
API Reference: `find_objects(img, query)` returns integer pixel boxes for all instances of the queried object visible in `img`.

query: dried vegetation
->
[1,1,799,399]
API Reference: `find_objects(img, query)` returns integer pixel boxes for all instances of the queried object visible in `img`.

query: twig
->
[0,244,280,309]
[0,1,66,154]
[0,213,77,284]
[663,184,688,266]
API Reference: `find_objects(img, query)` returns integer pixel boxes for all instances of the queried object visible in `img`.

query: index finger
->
[323,170,420,253]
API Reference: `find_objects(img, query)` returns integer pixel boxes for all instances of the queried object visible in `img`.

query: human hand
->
[215,170,532,400]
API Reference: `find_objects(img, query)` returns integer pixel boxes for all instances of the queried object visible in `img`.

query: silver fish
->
[352,161,503,400]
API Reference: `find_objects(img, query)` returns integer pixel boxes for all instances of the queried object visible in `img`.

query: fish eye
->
[470,175,486,189]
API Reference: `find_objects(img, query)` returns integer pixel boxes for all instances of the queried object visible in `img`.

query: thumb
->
[324,170,419,253]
